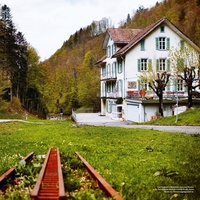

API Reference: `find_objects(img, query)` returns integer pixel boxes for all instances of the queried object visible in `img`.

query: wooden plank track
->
[0,152,34,188]
[31,148,66,200]
[75,152,123,200]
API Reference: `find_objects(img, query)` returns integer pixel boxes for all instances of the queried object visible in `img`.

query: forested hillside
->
[43,0,200,115]
[43,25,106,114]
[126,0,200,47]
[1,0,200,118]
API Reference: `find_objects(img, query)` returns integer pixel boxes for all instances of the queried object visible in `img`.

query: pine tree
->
[0,5,28,102]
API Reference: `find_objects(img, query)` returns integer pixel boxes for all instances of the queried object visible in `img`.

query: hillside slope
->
[42,0,200,114]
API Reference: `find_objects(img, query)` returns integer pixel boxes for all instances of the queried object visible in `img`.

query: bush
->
[6,97,24,114]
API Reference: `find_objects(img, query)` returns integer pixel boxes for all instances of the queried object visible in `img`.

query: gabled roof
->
[102,28,141,49]
[95,55,106,67]
[113,17,200,57]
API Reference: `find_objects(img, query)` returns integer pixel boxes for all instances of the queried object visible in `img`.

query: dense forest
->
[0,0,200,117]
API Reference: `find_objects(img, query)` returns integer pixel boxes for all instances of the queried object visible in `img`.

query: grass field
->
[0,118,200,200]
[144,108,200,125]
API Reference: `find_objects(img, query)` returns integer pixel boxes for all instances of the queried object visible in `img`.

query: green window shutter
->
[118,61,122,73]
[156,37,159,50]
[102,82,105,94]
[138,80,141,90]
[106,100,109,112]
[174,79,178,91]
[167,59,170,71]
[138,59,141,72]
[148,59,152,70]
[184,84,188,92]
[180,40,184,50]
[141,40,145,51]
[156,59,159,71]
[177,58,184,68]
[167,38,170,50]
[167,81,170,91]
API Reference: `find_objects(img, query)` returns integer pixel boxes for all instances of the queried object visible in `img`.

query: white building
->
[96,17,200,122]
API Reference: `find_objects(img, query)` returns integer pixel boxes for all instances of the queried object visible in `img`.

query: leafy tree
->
[140,66,170,117]
[25,45,47,117]
[169,44,200,108]
[77,51,100,111]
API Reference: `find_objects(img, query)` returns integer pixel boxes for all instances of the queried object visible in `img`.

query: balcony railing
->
[101,72,117,80]
[101,92,122,98]
[126,90,187,99]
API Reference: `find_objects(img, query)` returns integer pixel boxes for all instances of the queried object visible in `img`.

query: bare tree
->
[140,66,170,117]
[169,44,200,108]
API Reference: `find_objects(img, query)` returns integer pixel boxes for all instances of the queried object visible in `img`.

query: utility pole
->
[175,78,179,123]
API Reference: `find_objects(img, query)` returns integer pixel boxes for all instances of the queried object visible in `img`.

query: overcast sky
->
[1,0,160,61]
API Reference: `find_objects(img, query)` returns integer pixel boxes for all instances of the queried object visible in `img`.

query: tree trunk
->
[187,86,193,108]
[158,93,164,117]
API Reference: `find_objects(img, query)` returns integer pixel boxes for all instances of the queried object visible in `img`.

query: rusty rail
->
[31,148,66,200]
[75,152,123,200]
[0,152,34,188]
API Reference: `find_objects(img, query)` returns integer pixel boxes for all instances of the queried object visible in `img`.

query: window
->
[102,66,106,77]
[112,62,116,77]
[138,80,149,91]
[177,79,184,91]
[107,64,111,78]
[140,40,145,51]
[156,37,170,50]
[101,82,106,97]
[156,59,170,71]
[112,44,116,55]
[107,45,111,57]
[118,60,122,73]
[107,82,111,92]
[160,26,165,32]
[159,59,166,71]
[141,59,148,71]
[138,58,151,71]
[159,37,166,49]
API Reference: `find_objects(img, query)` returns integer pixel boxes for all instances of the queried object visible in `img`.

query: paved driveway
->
[74,113,200,134]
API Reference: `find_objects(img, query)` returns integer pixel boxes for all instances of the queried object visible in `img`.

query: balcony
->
[101,92,122,98]
[101,72,117,81]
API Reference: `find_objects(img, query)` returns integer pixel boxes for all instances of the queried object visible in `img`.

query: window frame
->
[156,37,170,50]
[138,58,151,72]
[177,79,184,91]
[107,45,111,57]
[118,60,122,74]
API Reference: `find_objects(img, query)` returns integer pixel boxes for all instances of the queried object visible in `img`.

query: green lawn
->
[143,108,200,125]
[0,119,200,199]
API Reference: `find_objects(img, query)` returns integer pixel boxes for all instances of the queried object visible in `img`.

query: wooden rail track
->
[0,152,34,188]
[31,148,66,200]
[75,152,123,200]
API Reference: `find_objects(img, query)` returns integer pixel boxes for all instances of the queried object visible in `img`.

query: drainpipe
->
[121,55,126,119]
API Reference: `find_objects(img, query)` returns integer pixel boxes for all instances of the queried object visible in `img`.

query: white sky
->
[1,0,160,61]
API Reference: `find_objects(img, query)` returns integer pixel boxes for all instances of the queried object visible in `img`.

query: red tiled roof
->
[107,28,141,44]
[95,55,106,66]
[113,18,166,57]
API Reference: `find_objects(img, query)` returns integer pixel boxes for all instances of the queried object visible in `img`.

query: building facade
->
[96,17,200,122]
